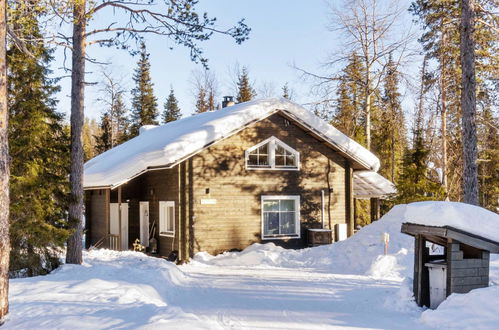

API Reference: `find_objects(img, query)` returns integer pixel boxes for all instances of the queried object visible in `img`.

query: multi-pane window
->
[159,201,175,237]
[247,143,270,167]
[246,137,299,170]
[261,196,300,239]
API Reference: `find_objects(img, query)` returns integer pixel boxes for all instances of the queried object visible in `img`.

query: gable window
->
[245,137,299,170]
[261,196,300,239]
[159,201,175,237]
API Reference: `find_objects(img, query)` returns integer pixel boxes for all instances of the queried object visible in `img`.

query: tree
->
[460,0,478,205]
[97,69,129,147]
[282,83,292,100]
[332,52,367,145]
[44,0,250,265]
[162,88,181,123]
[192,68,218,113]
[300,0,412,150]
[0,0,8,321]
[82,117,99,161]
[7,2,70,278]
[130,42,158,137]
[372,54,407,183]
[95,112,112,153]
[236,66,256,103]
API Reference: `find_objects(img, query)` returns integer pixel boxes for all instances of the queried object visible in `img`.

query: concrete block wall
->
[447,243,489,295]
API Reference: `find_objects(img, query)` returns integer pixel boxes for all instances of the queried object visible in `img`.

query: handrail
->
[91,234,120,251]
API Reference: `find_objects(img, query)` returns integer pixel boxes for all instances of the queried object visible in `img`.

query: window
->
[245,137,299,170]
[159,201,175,237]
[261,196,300,239]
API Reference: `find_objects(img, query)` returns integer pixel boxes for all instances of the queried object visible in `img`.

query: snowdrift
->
[193,202,499,281]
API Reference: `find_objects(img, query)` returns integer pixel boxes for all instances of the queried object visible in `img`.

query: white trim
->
[261,195,301,240]
[139,201,150,247]
[159,201,175,237]
[245,136,300,171]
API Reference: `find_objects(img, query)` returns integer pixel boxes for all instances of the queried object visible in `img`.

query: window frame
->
[245,136,300,171]
[261,195,301,240]
[159,201,175,237]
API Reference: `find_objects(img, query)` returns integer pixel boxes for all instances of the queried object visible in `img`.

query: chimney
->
[222,96,235,108]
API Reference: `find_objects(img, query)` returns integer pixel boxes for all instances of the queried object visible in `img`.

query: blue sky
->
[52,0,417,121]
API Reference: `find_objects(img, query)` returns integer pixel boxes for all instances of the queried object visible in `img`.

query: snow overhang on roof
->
[353,171,396,199]
[84,98,381,189]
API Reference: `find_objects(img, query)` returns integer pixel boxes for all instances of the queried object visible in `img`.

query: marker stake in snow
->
[382,232,390,255]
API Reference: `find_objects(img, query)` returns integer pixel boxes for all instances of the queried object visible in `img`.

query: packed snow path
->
[175,264,428,330]
[6,250,427,330]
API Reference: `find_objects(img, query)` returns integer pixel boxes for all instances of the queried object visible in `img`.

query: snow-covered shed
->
[84,98,394,260]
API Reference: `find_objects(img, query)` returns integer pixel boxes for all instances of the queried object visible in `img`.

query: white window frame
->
[245,136,300,171]
[261,195,301,240]
[159,201,175,237]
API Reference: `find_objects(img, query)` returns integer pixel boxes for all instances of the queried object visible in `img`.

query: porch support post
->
[105,189,110,248]
[370,197,380,222]
[118,186,122,251]
[345,162,354,237]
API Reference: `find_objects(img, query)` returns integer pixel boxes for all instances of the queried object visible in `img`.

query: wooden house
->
[84,98,395,261]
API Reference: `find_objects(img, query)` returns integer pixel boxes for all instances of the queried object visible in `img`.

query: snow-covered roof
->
[401,201,499,244]
[84,98,380,189]
[353,171,396,199]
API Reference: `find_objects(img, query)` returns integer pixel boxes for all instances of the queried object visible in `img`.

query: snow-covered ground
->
[5,202,499,329]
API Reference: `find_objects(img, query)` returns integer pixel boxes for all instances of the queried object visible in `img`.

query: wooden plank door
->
[139,201,150,247]
[110,203,129,250]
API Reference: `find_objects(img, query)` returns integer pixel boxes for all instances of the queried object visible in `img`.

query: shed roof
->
[84,98,381,189]
[353,171,397,199]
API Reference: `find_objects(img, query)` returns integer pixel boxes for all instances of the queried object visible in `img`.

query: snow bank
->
[193,203,414,278]
[193,202,499,281]
[420,286,499,329]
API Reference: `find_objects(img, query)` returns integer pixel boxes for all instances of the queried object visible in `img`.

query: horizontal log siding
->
[190,113,347,255]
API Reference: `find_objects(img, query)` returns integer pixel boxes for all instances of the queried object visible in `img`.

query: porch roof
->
[353,171,396,199]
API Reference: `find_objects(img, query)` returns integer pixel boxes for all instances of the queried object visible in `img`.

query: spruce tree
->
[95,112,113,153]
[7,6,70,276]
[372,54,406,183]
[195,87,208,113]
[236,67,256,103]
[162,88,182,123]
[332,52,367,145]
[130,42,158,137]
[282,83,291,100]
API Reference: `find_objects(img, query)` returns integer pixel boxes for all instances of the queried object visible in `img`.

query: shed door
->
[139,201,150,247]
[110,203,129,250]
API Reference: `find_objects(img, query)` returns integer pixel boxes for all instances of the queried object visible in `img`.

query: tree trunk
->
[460,0,479,205]
[66,0,86,264]
[440,32,448,195]
[0,0,10,322]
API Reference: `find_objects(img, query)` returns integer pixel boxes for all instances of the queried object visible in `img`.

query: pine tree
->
[7,6,70,277]
[130,42,158,137]
[372,54,407,183]
[236,67,256,103]
[477,106,498,212]
[162,88,181,123]
[82,118,99,161]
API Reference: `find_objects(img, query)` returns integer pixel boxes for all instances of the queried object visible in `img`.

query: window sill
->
[159,232,175,237]
[247,166,300,171]
[262,235,300,240]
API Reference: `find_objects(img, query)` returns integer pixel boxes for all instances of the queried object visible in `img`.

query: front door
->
[139,201,150,247]
[110,203,129,250]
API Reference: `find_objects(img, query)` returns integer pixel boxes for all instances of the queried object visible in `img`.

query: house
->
[83,98,395,261]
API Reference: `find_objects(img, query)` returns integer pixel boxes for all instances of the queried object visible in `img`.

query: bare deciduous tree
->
[191,68,219,112]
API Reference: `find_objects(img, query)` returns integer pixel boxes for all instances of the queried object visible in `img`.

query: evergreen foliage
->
[478,106,499,212]
[95,112,113,153]
[332,53,367,146]
[82,118,99,161]
[7,7,70,277]
[130,43,158,137]
[95,90,128,153]
[195,87,208,113]
[236,67,256,103]
[372,55,406,183]
[162,88,182,123]
[282,83,291,99]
